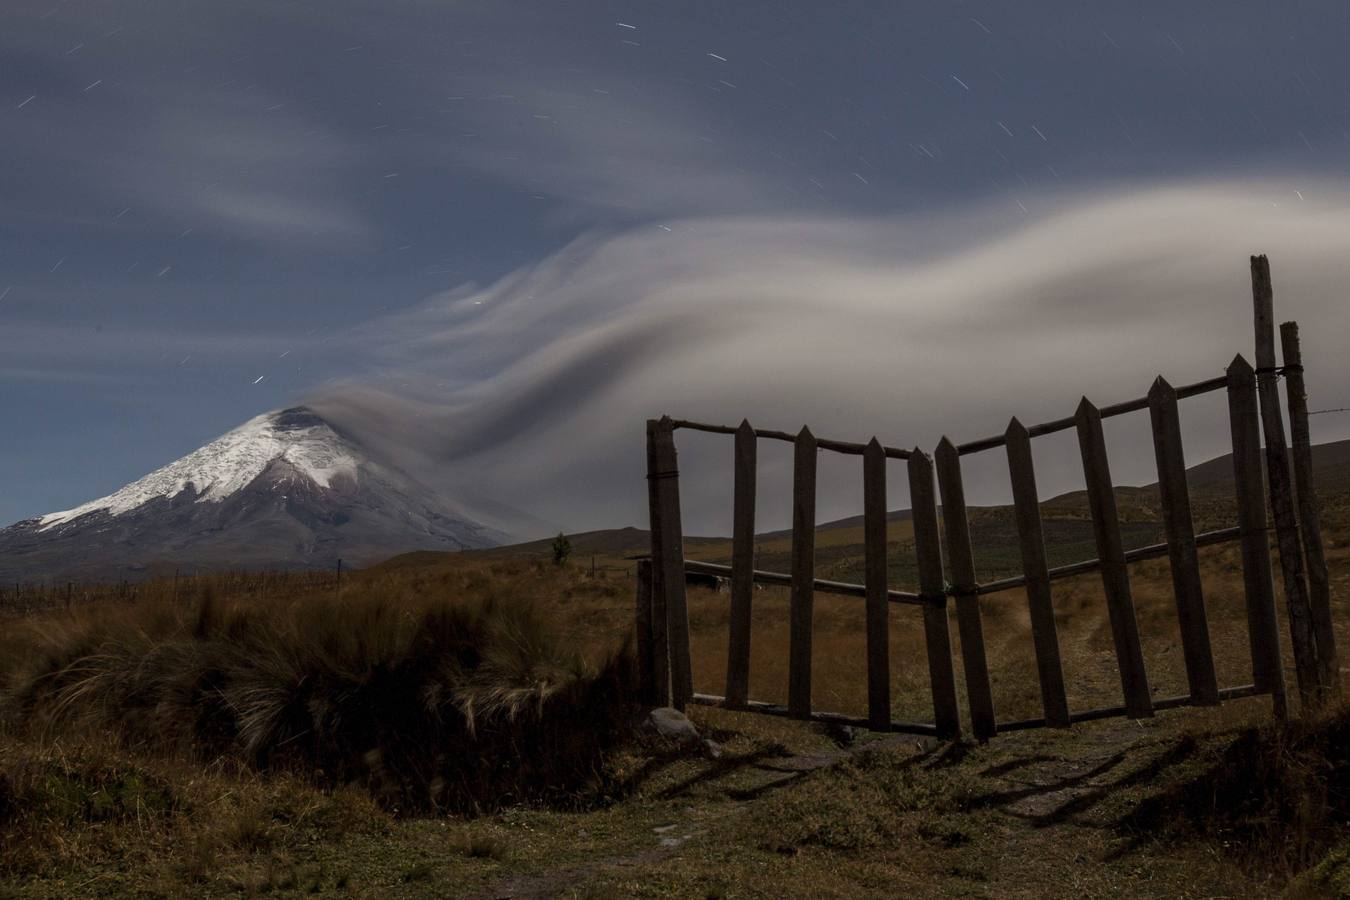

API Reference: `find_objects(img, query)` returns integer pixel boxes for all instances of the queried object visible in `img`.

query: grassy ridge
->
[1,579,637,817]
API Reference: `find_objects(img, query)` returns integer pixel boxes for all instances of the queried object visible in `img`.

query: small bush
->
[0,747,182,875]
[456,832,508,860]
[552,532,572,567]
[399,859,435,883]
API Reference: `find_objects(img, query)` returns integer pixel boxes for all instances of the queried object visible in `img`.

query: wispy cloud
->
[0,29,372,248]
[437,85,794,218]
[311,179,1350,535]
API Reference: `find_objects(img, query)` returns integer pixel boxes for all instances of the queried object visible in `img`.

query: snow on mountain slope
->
[0,407,508,581]
[39,408,360,530]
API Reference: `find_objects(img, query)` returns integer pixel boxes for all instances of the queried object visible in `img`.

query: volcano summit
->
[0,407,506,582]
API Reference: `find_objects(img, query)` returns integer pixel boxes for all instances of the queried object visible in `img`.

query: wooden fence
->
[636,255,1340,740]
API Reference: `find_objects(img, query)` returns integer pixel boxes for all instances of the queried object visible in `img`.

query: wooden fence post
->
[635,559,657,706]
[1005,418,1071,727]
[647,417,692,708]
[1227,354,1286,717]
[645,423,672,706]
[1252,256,1321,708]
[1075,398,1153,719]
[863,438,891,730]
[1280,321,1340,696]
[788,426,817,719]
[1148,377,1220,705]
[909,448,962,740]
[935,437,997,741]
[725,420,757,709]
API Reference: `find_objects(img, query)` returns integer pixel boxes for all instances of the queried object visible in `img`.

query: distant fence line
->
[637,255,1340,741]
[0,567,345,617]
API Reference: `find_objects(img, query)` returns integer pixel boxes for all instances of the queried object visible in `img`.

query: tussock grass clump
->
[1,589,637,814]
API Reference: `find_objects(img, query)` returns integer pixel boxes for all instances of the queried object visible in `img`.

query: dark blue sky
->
[4,1,1350,531]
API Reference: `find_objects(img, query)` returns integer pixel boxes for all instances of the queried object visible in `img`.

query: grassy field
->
[3,468,1350,897]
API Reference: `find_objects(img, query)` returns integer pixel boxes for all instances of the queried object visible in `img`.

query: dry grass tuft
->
[1123,700,1350,880]
[1,584,638,815]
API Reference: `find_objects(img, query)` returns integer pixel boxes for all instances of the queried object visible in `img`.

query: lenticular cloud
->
[310,180,1350,536]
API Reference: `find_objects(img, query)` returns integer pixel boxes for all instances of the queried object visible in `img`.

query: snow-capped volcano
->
[38,408,362,530]
[0,407,508,582]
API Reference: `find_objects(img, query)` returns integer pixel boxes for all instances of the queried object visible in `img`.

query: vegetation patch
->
[749,744,979,855]
[1121,703,1350,879]
[1,588,638,815]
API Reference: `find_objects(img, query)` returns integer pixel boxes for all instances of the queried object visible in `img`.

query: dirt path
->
[471,732,939,899]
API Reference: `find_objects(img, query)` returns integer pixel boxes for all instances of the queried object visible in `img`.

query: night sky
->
[5,2,1350,536]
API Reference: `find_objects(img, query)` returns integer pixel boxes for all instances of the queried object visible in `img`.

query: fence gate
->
[635,256,1340,740]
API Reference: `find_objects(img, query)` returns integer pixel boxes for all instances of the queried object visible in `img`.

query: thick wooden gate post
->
[935,437,997,741]
[1005,418,1071,727]
[863,438,891,730]
[725,420,757,709]
[1075,398,1153,719]
[1251,256,1321,708]
[635,559,658,706]
[1280,321,1340,696]
[1227,355,1287,718]
[645,425,672,706]
[1148,378,1219,706]
[909,448,961,739]
[647,417,692,708]
[788,426,817,719]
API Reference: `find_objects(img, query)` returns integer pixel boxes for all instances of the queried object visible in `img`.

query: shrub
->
[552,532,572,567]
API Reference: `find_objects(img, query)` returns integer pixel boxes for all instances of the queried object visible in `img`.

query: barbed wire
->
[1308,407,1350,416]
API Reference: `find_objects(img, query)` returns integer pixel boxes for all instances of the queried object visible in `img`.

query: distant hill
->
[376,439,1350,586]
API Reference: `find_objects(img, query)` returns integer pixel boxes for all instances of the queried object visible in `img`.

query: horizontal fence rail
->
[688,693,940,737]
[671,373,1237,461]
[683,527,1247,603]
[953,374,1230,456]
[995,684,1262,733]
[973,527,1244,595]
[669,418,912,459]
[682,559,926,605]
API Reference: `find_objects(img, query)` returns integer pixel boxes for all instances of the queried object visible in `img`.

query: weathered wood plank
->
[1075,398,1153,719]
[1226,355,1287,717]
[635,558,656,706]
[908,448,961,739]
[725,420,757,709]
[688,693,940,737]
[1148,377,1220,705]
[1281,321,1340,696]
[648,416,693,708]
[669,419,911,459]
[684,559,924,605]
[1252,256,1320,708]
[788,426,817,719]
[645,420,673,706]
[934,437,997,740]
[863,438,891,730]
[1004,418,1071,727]
[974,526,1242,595]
